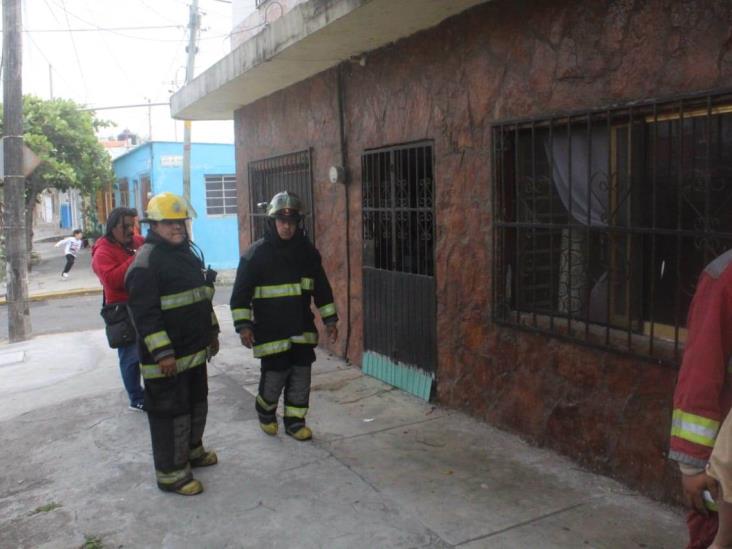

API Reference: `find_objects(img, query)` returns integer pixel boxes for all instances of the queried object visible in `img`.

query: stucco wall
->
[234,0,732,501]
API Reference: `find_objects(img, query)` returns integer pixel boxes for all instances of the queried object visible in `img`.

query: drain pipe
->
[336,63,352,363]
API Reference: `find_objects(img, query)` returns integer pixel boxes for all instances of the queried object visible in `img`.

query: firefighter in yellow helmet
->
[125,192,220,495]
[230,191,338,441]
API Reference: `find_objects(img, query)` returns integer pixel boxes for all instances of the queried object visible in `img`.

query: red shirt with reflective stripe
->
[671,250,732,467]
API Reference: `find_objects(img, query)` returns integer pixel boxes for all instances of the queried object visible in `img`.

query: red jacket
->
[670,250,732,471]
[91,234,145,303]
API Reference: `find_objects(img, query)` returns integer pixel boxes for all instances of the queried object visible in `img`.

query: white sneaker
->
[61,273,68,279]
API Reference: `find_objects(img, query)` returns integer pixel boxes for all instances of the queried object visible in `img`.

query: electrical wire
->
[59,0,89,103]
[19,25,184,33]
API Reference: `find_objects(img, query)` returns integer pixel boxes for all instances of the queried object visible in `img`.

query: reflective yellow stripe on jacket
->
[671,409,720,448]
[145,330,172,353]
[318,303,336,318]
[160,286,214,311]
[300,277,314,290]
[232,307,252,322]
[140,349,207,379]
[253,332,319,358]
[253,283,302,299]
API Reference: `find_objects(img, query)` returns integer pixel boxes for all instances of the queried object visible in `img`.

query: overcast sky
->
[7,0,257,144]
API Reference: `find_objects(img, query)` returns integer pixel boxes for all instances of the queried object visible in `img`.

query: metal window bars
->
[247,149,314,242]
[204,174,237,216]
[492,89,732,366]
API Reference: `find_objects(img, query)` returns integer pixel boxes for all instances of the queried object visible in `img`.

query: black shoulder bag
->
[100,295,137,349]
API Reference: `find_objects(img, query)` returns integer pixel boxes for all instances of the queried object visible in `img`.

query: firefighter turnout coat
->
[230,227,337,360]
[125,232,219,379]
[670,249,732,472]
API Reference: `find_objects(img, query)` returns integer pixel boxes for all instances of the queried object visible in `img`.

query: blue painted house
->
[111,141,238,269]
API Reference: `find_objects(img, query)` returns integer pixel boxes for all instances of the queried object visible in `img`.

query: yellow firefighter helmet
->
[142,192,190,222]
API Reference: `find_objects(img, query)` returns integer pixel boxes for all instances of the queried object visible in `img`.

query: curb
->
[0,287,103,305]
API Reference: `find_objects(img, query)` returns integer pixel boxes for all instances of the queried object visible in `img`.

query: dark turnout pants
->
[256,347,313,434]
[144,364,208,491]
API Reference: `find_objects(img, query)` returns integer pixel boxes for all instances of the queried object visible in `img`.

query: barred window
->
[248,150,314,242]
[205,174,237,216]
[116,178,130,207]
[493,91,732,364]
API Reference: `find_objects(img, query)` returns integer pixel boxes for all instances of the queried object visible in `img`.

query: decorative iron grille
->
[493,89,732,365]
[247,149,314,242]
[362,142,437,376]
[362,143,434,276]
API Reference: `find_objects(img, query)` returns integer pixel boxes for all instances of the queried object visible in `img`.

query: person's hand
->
[209,336,220,357]
[326,323,338,344]
[158,355,177,377]
[682,471,719,515]
[240,328,254,348]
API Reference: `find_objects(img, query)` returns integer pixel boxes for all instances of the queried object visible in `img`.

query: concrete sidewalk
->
[0,238,237,304]
[0,306,685,548]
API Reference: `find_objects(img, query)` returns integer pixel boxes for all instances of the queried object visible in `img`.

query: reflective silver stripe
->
[156,464,191,486]
[284,405,308,419]
[318,303,336,317]
[140,349,208,379]
[253,339,292,358]
[145,330,171,352]
[671,409,719,448]
[291,332,318,344]
[253,283,302,299]
[256,394,277,412]
[232,307,252,322]
[300,277,314,290]
[160,286,214,311]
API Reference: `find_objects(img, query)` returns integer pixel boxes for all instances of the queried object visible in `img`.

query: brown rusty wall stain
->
[234,0,732,502]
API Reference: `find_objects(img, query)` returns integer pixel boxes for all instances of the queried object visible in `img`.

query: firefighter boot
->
[175,479,204,496]
[286,425,312,441]
[260,421,278,436]
[190,445,218,467]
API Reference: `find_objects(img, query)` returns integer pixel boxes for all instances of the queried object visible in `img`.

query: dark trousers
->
[256,351,312,433]
[62,254,75,274]
[144,364,208,491]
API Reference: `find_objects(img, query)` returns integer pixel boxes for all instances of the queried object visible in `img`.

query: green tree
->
[1,96,114,249]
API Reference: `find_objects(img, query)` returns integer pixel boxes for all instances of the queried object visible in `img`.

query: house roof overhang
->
[170,0,489,121]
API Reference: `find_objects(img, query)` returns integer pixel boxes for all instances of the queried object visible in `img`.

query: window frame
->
[204,173,238,217]
[492,89,732,366]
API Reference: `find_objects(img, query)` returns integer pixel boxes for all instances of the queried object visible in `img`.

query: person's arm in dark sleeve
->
[230,250,257,333]
[312,248,338,326]
[126,260,174,362]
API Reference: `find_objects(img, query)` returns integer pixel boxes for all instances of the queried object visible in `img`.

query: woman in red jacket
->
[91,207,146,411]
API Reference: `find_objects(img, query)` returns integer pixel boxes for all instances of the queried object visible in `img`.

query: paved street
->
[0,239,688,548]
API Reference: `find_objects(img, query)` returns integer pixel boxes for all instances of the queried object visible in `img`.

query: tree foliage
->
[0,96,114,246]
[19,96,114,196]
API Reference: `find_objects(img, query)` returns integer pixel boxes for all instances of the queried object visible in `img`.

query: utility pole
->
[48,64,53,99]
[146,97,152,141]
[182,0,199,208]
[3,0,31,341]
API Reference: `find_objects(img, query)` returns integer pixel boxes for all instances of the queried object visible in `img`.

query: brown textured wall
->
[234,0,732,501]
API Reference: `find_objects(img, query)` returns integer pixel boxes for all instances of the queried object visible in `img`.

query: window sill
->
[495,310,684,366]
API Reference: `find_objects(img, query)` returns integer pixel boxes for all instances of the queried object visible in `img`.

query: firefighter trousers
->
[144,363,209,491]
[256,358,312,434]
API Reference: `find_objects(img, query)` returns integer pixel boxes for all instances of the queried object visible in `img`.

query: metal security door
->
[361,143,436,400]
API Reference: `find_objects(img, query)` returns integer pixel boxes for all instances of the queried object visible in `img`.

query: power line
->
[19,25,184,33]
[59,0,88,103]
[80,102,169,112]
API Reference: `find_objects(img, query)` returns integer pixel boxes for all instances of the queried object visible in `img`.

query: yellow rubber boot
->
[260,422,278,436]
[174,479,203,496]
[190,450,218,468]
[286,426,312,441]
